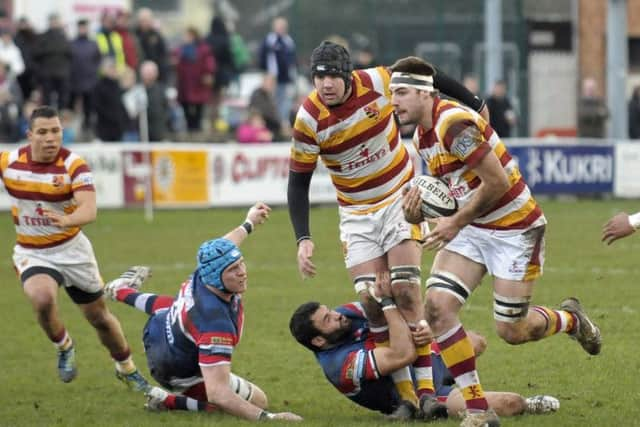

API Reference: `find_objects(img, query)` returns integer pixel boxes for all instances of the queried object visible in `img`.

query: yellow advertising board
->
[151,150,209,205]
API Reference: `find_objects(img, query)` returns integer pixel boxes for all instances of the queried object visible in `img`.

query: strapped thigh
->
[353,274,375,294]
[493,292,531,323]
[425,271,471,304]
[229,372,255,401]
[390,265,421,286]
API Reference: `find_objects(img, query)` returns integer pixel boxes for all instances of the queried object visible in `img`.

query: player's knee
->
[493,293,530,344]
[424,272,467,324]
[495,322,528,345]
[390,283,418,312]
[29,293,56,314]
[251,388,268,409]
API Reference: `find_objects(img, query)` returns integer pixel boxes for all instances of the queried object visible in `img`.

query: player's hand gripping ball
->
[409,175,458,219]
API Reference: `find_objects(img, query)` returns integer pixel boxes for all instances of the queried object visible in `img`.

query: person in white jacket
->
[0,29,25,77]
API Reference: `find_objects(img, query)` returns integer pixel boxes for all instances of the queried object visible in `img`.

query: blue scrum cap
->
[196,238,242,291]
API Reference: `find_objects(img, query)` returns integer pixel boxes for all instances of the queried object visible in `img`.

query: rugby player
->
[389,56,601,427]
[105,202,302,422]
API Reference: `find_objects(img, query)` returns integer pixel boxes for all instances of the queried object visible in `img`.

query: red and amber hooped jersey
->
[0,146,95,248]
[290,66,413,211]
[413,97,546,230]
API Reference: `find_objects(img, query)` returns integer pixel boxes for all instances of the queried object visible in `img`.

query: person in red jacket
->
[174,27,216,132]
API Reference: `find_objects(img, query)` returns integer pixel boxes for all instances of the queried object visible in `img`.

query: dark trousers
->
[41,76,71,111]
[181,102,204,131]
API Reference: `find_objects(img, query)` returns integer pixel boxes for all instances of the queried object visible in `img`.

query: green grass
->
[1,199,640,426]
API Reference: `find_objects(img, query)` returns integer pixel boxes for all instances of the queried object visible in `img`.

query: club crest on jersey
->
[52,175,64,187]
[363,102,380,120]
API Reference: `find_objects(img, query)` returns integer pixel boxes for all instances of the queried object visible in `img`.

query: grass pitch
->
[1,199,639,426]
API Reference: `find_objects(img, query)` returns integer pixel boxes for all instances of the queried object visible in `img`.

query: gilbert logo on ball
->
[409,175,458,218]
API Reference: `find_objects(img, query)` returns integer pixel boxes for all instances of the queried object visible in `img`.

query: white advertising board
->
[73,145,125,208]
[209,144,336,206]
[614,143,640,197]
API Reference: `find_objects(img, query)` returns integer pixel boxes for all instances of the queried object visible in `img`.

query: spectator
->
[236,109,273,143]
[205,16,235,124]
[119,66,140,141]
[628,86,640,139]
[93,59,127,142]
[14,17,38,99]
[258,16,296,128]
[174,27,215,133]
[139,60,168,141]
[486,80,516,137]
[136,8,169,83]
[249,73,280,139]
[96,10,125,72]
[228,20,251,74]
[33,13,72,110]
[0,28,25,77]
[0,86,20,142]
[351,35,376,69]
[166,86,187,137]
[115,10,140,71]
[577,77,608,138]
[60,109,76,144]
[69,18,101,137]
[0,59,22,105]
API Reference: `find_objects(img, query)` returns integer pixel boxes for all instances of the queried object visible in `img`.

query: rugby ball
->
[409,175,458,219]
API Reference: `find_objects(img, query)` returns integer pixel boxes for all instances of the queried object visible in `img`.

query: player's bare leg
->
[493,278,601,355]
[426,250,497,425]
[79,298,150,392]
[350,258,419,417]
[23,274,76,382]
[388,239,447,420]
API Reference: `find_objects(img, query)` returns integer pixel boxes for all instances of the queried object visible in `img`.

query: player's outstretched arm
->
[602,211,639,245]
[201,364,302,421]
[223,202,271,247]
[43,190,97,228]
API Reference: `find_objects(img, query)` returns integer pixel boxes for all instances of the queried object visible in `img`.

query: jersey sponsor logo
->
[343,146,387,172]
[210,336,233,345]
[363,103,380,120]
[21,215,53,226]
[451,127,480,159]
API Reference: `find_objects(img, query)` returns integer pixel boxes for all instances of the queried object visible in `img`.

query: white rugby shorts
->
[444,225,545,281]
[339,195,427,268]
[13,232,104,293]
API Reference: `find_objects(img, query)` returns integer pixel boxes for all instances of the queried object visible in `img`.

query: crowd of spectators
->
[0,8,300,144]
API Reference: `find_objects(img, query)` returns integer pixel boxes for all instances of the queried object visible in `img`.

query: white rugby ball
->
[409,175,458,219]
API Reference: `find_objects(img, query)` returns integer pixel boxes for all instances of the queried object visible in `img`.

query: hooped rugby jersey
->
[147,274,244,380]
[413,97,546,230]
[290,66,413,211]
[315,302,453,414]
[0,146,94,248]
